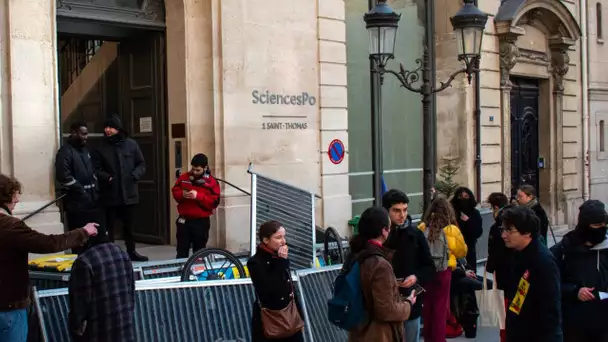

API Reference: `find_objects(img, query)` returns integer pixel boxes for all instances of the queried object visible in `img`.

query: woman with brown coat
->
[348,206,415,342]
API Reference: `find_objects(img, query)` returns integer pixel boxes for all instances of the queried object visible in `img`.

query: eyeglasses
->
[500,227,518,235]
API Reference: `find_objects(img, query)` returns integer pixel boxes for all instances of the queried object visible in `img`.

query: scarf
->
[521,198,538,209]
[0,205,12,217]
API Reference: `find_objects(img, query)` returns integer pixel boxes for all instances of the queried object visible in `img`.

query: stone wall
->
[435,0,583,226]
[0,0,63,234]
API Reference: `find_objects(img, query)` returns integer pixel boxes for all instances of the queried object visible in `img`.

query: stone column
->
[0,0,63,233]
[498,34,519,195]
[549,42,570,222]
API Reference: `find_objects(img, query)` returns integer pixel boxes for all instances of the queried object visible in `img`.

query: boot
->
[129,250,149,262]
[462,312,479,339]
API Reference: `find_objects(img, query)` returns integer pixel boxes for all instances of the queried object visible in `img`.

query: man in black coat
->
[382,189,434,342]
[55,122,105,254]
[93,115,148,262]
[501,206,562,342]
[486,193,514,291]
[551,200,608,342]
[451,187,483,269]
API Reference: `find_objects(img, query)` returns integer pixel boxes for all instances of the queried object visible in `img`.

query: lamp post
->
[364,0,488,211]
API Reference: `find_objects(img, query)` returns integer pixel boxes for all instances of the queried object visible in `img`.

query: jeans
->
[0,309,27,342]
[404,317,420,342]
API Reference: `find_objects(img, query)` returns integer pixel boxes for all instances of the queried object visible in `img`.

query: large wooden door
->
[118,32,168,244]
[510,78,540,198]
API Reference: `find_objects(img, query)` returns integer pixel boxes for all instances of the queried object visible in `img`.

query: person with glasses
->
[551,200,608,342]
[501,206,562,342]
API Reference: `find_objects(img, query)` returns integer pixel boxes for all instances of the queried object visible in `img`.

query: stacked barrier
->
[34,266,346,342]
[249,168,317,270]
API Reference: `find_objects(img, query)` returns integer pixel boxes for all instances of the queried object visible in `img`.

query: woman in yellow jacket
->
[418,195,468,342]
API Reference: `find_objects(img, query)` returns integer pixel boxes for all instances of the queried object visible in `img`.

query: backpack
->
[327,251,384,331]
[424,228,449,272]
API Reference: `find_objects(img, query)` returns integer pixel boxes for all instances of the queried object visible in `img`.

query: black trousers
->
[564,329,608,342]
[106,205,136,252]
[176,217,210,258]
[65,207,106,255]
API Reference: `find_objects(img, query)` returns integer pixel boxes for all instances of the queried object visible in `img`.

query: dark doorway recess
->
[57,23,168,244]
[510,77,540,198]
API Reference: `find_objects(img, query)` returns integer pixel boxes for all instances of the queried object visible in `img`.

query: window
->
[346,0,425,216]
[600,120,605,152]
[598,2,603,40]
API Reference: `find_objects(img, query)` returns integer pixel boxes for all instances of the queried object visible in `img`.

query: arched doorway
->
[57,0,169,244]
[495,0,581,223]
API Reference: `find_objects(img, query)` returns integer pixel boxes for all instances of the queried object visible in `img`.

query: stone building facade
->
[589,0,608,206]
[436,0,584,228]
[0,0,589,254]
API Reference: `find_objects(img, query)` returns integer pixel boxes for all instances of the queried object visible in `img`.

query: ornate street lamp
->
[363,0,488,211]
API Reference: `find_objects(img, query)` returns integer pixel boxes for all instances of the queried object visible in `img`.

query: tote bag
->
[475,269,506,329]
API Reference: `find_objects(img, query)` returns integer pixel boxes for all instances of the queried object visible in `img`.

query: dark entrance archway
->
[57,0,169,245]
[510,77,540,198]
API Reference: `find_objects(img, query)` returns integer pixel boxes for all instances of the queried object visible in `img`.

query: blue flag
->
[381,176,388,195]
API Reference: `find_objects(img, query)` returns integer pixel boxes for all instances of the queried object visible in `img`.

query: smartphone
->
[181,180,194,191]
[413,284,426,296]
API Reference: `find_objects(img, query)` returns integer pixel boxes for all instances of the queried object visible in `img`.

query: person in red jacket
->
[172,153,221,258]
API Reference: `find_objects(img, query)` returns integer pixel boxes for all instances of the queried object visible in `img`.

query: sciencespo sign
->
[251,90,316,106]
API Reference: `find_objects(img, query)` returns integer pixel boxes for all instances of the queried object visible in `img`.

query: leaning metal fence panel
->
[297,266,346,342]
[29,268,144,291]
[135,258,188,279]
[249,171,316,270]
[34,278,308,342]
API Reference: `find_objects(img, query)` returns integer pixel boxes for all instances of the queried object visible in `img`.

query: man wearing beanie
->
[93,114,148,262]
[171,153,220,258]
[551,200,608,342]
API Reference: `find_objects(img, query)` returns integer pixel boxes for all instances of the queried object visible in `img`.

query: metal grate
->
[29,268,144,291]
[34,278,306,342]
[135,258,188,279]
[296,266,346,342]
[249,170,316,270]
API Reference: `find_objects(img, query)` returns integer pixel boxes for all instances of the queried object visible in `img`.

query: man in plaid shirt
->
[68,234,136,342]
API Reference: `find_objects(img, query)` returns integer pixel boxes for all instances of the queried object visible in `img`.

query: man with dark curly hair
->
[0,174,98,342]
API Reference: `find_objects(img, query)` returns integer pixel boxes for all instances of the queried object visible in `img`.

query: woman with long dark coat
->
[248,220,304,342]
[451,187,483,269]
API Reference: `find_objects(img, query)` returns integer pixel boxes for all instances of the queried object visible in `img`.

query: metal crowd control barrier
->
[249,165,318,270]
[29,268,144,290]
[134,258,188,279]
[33,278,302,342]
[296,266,346,341]
[33,265,349,342]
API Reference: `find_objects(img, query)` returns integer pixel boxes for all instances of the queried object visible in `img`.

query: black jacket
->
[505,238,563,342]
[247,246,304,342]
[93,133,146,206]
[456,209,483,268]
[55,140,99,212]
[531,203,550,244]
[486,208,514,291]
[551,231,608,330]
[383,217,435,320]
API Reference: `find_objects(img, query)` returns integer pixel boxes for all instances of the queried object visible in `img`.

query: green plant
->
[434,160,460,199]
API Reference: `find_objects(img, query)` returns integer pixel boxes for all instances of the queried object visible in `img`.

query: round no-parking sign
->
[328,139,345,165]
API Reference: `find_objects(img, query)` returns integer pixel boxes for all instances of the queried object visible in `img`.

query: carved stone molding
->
[57,0,166,27]
[142,0,165,22]
[550,45,570,93]
[518,48,549,64]
[499,35,520,87]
